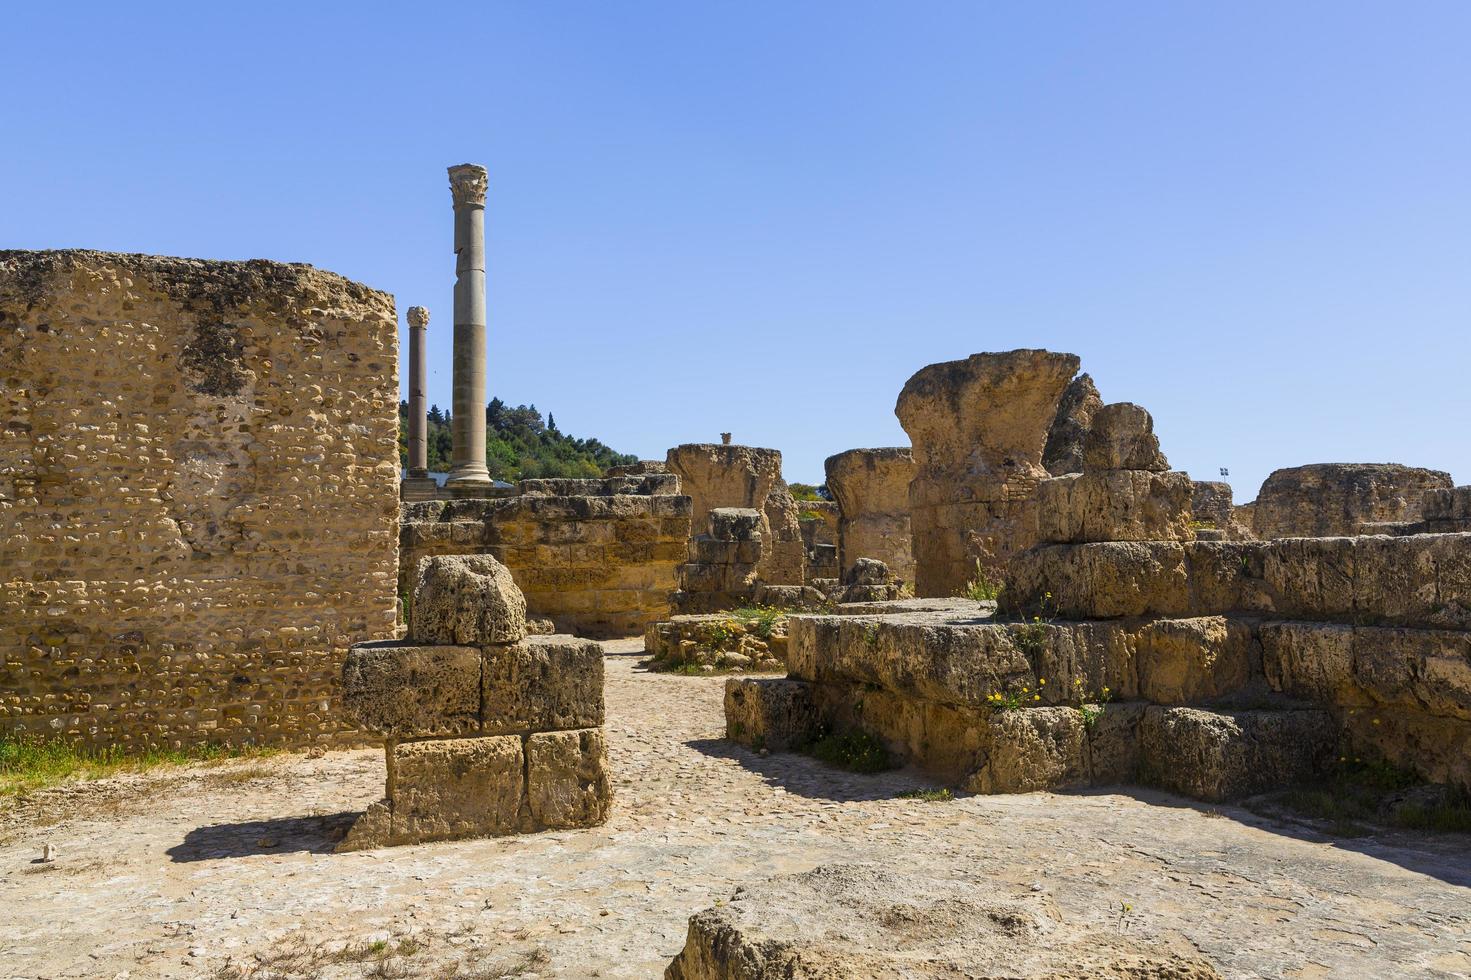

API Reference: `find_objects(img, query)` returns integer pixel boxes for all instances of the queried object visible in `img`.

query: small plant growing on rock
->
[957,560,1002,602]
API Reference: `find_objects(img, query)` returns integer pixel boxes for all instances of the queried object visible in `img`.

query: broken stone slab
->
[526,728,613,829]
[481,634,605,735]
[664,863,1223,980]
[409,553,528,646]
[724,678,817,751]
[1138,706,1336,803]
[1035,469,1193,544]
[341,641,481,738]
[1081,401,1169,472]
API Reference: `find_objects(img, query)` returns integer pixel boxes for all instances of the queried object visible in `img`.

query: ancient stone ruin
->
[1249,462,1453,538]
[896,349,1082,595]
[399,474,692,638]
[338,554,611,849]
[0,250,399,749]
[727,355,1471,807]
[823,447,916,587]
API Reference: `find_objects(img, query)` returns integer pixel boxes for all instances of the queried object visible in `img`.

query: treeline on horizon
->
[398,398,638,481]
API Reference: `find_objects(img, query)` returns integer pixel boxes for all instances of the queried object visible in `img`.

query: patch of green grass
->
[896,787,953,802]
[808,728,893,773]
[0,735,276,797]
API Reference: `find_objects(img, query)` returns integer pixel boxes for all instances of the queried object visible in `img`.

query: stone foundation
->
[823,447,916,587]
[339,555,611,850]
[0,250,399,750]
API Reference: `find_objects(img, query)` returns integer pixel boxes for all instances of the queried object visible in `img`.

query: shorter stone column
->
[406,306,430,477]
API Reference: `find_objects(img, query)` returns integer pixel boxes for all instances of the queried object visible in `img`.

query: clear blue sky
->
[6,2,1467,498]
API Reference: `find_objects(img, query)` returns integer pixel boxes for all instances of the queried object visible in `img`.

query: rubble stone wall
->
[0,250,400,749]
[399,475,691,638]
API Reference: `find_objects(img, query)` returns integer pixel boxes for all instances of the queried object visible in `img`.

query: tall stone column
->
[446,163,492,488]
[406,306,430,477]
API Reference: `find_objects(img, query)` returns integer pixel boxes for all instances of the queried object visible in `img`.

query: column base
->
[401,477,440,502]
[445,464,492,486]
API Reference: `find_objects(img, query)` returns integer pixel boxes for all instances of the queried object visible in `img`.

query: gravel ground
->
[1,639,1467,979]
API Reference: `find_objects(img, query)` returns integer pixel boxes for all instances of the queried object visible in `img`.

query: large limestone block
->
[788,617,1032,709]
[965,706,1090,794]
[526,728,613,829]
[1138,707,1336,802]
[665,864,1224,980]
[1251,463,1452,539]
[1082,402,1169,472]
[708,507,763,540]
[1003,541,1190,619]
[1259,621,1361,706]
[1036,470,1193,544]
[1008,620,1139,702]
[1183,541,1274,614]
[341,641,481,738]
[1260,537,1356,620]
[481,635,604,735]
[389,735,525,843]
[724,678,817,751]
[1352,533,1471,629]
[1086,701,1147,784]
[1135,617,1260,704]
[1042,372,1102,476]
[823,447,916,587]
[1351,626,1471,721]
[896,349,1081,595]
[410,554,528,645]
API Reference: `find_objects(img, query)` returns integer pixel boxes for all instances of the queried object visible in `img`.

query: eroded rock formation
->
[823,447,916,587]
[896,350,1081,596]
[1042,372,1103,476]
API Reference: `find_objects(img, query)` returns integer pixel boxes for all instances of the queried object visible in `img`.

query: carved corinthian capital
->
[407,306,430,329]
[448,164,488,207]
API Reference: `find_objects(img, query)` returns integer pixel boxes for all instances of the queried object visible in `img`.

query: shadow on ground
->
[685,737,937,803]
[166,811,360,862]
[1079,784,1471,889]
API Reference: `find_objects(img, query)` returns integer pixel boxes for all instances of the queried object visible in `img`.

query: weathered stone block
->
[1260,537,1356,620]
[526,728,613,829]
[1183,541,1273,614]
[724,678,817,751]
[389,735,525,843]
[964,706,1089,794]
[410,554,528,646]
[341,641,481,738]
[1135,617,1260,704]
[1352,626,1471,721]
[1352,533,1471,629]
[1004,541,1190,619]
[1138,707,1336,802]
[1086,701,1146,784]
[1259,621,1359,705]
[481,635,604,735]
[1251,463,1452,539]
[1081,402,1169,472]
[1036,470,1193,544]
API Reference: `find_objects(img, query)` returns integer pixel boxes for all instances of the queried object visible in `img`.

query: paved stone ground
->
[1,639,1468,979]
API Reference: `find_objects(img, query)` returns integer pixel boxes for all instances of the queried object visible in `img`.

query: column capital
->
[448,164,488,207]
[407,306,430,329]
